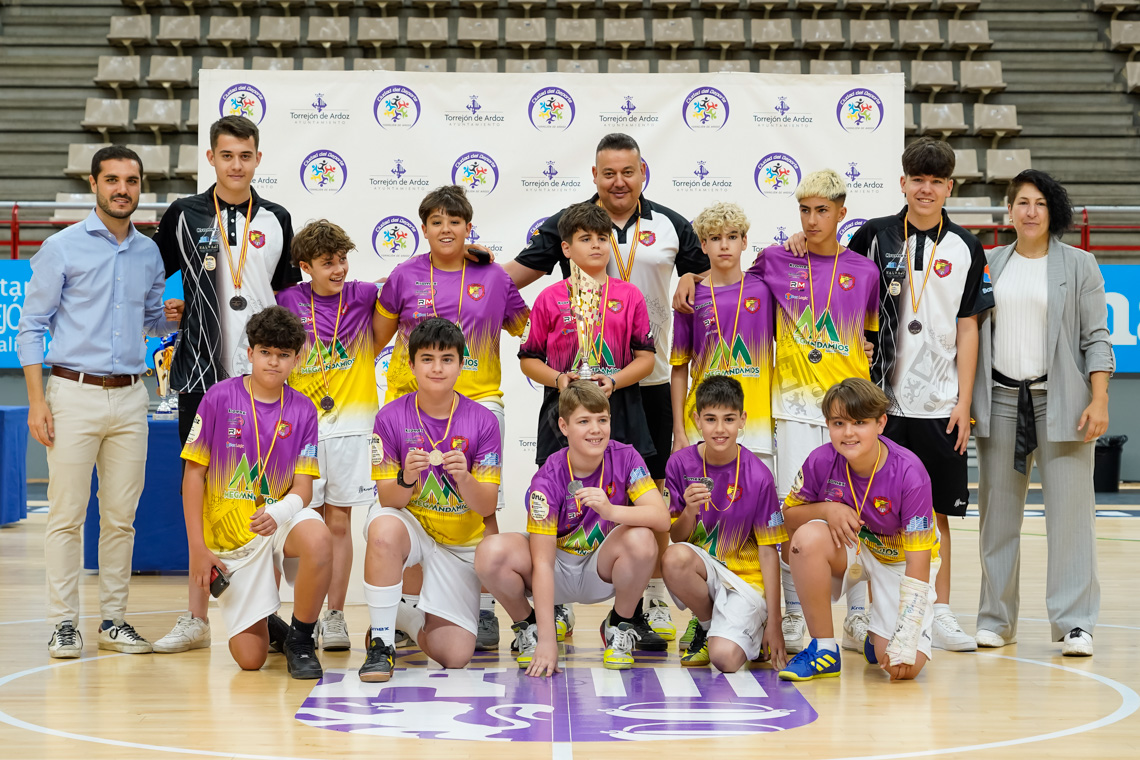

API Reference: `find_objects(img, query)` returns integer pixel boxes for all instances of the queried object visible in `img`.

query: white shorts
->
[667,543,768,661]
[550,531,617,605]
[775,419,828,500]
[824,532,939,660]
[215,509,324,640]
[364,505,480,635]
[311,434,375,508]
[479,398,505,513]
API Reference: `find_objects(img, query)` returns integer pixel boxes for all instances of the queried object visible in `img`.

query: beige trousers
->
[44,375,149,626]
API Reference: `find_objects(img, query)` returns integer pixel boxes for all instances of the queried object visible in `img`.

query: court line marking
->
[0,609,188,627]
[0,653,1135,759]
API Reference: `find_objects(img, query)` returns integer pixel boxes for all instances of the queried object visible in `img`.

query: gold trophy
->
[568,261,603,381]
[152,334,178,420]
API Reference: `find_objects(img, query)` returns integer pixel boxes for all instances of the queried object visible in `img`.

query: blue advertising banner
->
[0,259,182,370]
[1103,265,1139,375]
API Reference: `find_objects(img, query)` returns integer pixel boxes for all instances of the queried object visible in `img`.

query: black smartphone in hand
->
[209,566,230,598]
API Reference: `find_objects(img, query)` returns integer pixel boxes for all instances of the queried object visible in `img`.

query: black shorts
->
[883,414,969,517]
[640,382,673,480]
[178,391,206,447]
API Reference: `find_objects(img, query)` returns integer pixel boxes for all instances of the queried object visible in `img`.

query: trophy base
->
[577,363,594,381]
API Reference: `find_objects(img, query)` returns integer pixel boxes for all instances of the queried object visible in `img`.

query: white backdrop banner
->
[199,70,905,533]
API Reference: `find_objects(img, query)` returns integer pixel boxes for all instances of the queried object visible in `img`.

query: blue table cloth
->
[0,405,28,526]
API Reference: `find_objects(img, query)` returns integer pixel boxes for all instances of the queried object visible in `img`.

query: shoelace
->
[935,612,964,633]
[687,625,708,652]
[56,625,78,646]
[365,639,393,663]
[324,616,349,636]
[1068,627,1089,640]
[609,625,641,652]
[647,605,671,624]
[114,623,144,642]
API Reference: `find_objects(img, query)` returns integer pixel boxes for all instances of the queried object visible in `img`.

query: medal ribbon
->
[430,254,467,326]
[245,376,285,506]
[567,447,605,511]
[307,286,344,403]
[701,442,742,512]
[904,211,944,317]
[605,199,642,282]
[414,391,459,456]
[796,241,841,347]
[709,277,745,370]
[844,439,884,556]
[213,191,253,293]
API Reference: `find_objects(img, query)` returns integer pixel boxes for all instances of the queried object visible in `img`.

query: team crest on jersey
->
[744,297,760,313]
[450,436,469,452]
[607,300,623,313]
[249,230,266,248]
[726,484,743,503]
[605,481,615,497]
[874,496,892,514]
[467,284,485,301]
[934,259,952,278]
[277,421,292,439]
[638,231,656,246]
[839,273,855,291]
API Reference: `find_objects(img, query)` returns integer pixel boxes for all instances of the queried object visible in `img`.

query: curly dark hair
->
[246,306,306,354]
[291,219,355,266]
[1005,169,1073,239]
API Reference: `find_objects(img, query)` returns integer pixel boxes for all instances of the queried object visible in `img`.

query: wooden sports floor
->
[2,512,1138,760]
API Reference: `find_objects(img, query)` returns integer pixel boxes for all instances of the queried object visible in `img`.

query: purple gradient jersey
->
[181,377,320,554]
[371,392,502,548]
[784,436,938,564]
[377,256,529,403]
[526,441,658,557]
[519,278,655,375]
[665,444,787,593]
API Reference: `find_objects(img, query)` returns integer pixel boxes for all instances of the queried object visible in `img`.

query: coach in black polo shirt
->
[503,132,709,642]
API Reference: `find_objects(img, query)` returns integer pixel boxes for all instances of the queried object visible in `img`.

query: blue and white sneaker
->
[778,639,841,681]
[864,635,878,664]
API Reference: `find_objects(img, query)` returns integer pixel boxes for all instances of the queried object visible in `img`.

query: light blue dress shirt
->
[16,210,176,375]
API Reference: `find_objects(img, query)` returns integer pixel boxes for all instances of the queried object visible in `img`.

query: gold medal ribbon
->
[307,286,344,403]
[244,376,284,506]
[414,391,459,458]
[904,212,944,318]
[701,442,742,512]
[709,277,744,370]
[430,254,467,326]
[213,191,253,294]
[604,199,642,282]
[845,440,884,557]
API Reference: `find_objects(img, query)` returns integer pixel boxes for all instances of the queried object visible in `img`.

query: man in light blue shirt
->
[17,145,182,658]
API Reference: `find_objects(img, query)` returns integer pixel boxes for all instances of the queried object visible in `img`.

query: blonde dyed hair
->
[692,202,750,242]
[795,169,848,205]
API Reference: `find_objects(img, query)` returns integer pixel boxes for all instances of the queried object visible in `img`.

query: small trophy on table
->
[152,333,178,420]
[568,261,603,381]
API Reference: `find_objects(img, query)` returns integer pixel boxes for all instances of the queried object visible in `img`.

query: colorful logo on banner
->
[641,155,652,192]
[526,217,549,244]
[682,87,730,131]
[754,153,801,198]
[374,345,393,394]
[836,88,884,133]
[451,151,500,195]
[838,218,867,246]
[374,86,421,129]
[296,666,817,741]
[528,87,576,131]
[301,150,347,194]
[219,84,267,124]
[372,216,420,259]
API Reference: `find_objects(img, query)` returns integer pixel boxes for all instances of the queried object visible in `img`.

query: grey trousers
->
[976,386,1099,641]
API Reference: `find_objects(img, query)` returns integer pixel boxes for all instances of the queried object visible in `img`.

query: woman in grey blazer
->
[971,170,1114,656]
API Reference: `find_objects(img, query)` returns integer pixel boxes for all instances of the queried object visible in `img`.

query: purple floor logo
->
[372,215,420,259]
[301,150,347,194]
[452,151,500,195]
[683,87,730,131]
[836,88,884,133]
[838,218,868,246]
[529,87,576,131]
[296,662,816,742]
[754,153,801,198]
[375,85,421,130]
[219,84,266,124]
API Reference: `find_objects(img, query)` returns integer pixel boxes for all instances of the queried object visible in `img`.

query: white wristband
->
[265,493,305,529]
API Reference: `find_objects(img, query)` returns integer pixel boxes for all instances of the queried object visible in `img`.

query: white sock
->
[698,619,711,631]
[781,559,801,615]
[644,577,668,605]
[814,637,839,652]
[934,603,952,616]
[480,593,495,612]
[846,583,867,617]
[396,600,425,643]
[403,593,420,608]
[363,581,402,647]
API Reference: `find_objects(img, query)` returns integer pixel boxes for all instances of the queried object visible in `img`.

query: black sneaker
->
[359,636,396,683]
[630,599,669,652]
[285,627,323,680]
[267,613,289,654]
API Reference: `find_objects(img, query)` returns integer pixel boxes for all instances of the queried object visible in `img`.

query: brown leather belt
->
[51,367,140,388]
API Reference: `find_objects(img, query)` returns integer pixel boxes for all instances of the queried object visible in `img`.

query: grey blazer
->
[972,237,1115,442]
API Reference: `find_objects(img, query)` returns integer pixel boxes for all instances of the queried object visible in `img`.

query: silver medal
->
[568,480,584,496]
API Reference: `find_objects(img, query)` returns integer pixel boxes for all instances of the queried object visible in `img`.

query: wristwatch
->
[396,468,415,489]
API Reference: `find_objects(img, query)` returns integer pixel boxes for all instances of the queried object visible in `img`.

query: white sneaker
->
[975,629,1015,648]
[512,621,538,669]
[318,610,351,651]
[98,620,153,654]
[932,609,977,652]
[842,612,870,652]
[645,599,676,641]
[49,620,83,659]
[153,614,211,653]
[782,612,806,654]
[1061,627,1093,657]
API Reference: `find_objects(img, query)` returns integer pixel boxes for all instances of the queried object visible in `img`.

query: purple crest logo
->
[451,151,500,195]
[301,149,347,194]
[754,152,801,198]
[836,88,884,133]
[528,87,576,131]
[374,85,421,129]
[526,216,549,244]
[219,84,266,124]
[296,666,817,742]
[682,87,730,131]
[838,218,868,246]
[372,215,420,259]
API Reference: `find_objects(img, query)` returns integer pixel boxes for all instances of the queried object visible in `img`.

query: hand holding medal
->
[414,391,459,477]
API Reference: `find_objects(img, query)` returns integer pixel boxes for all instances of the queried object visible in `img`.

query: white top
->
[992,251,1049,384]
